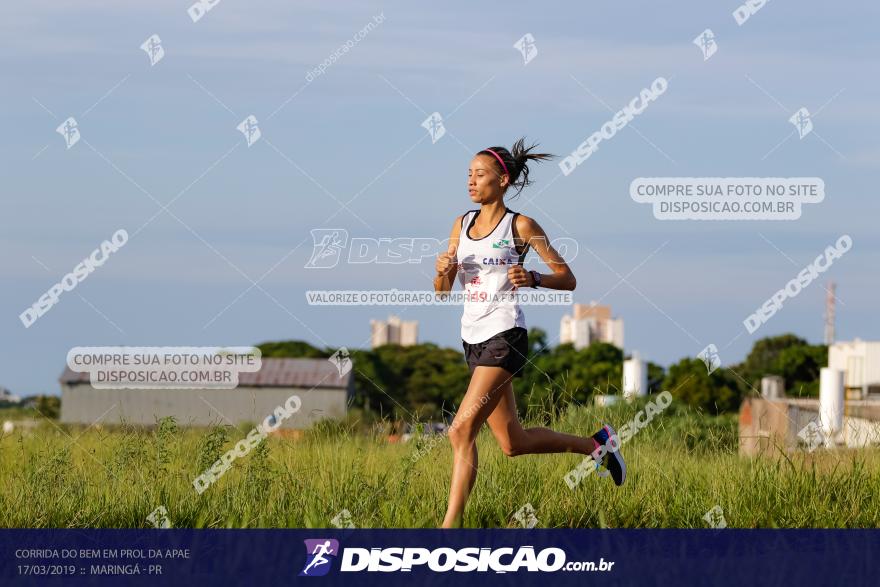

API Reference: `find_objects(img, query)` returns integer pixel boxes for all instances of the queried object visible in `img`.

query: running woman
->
[434,138,625,528]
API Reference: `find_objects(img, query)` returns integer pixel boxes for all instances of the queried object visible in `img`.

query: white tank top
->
[456,208,529,344]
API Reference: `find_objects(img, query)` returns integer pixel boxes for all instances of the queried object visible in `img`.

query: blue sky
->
[2,1,878,395]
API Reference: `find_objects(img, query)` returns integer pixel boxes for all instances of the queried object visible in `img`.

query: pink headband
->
[483,148,510,178]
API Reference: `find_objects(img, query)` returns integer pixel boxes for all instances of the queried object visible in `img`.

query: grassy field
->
[1,399,879,528]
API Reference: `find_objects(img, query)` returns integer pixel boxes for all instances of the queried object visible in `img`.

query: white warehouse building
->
[828,339,880,399]
[59,357,353,428]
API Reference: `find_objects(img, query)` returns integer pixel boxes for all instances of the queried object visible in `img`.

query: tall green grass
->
[1,398,878,528]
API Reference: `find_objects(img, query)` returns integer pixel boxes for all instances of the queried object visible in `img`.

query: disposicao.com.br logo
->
[299,539,613,575]
[300,539,340,577]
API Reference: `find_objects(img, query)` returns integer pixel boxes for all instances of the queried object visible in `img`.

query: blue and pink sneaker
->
[591,424,626,486]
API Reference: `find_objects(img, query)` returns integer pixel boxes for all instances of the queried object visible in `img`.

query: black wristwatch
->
[529,270,542,288]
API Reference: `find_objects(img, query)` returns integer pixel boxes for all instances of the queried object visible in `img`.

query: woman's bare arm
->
[433,215,463,294]
[507,215,576,290]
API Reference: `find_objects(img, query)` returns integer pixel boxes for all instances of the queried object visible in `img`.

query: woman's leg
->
[486,380,599,457]
[441,366,514,528]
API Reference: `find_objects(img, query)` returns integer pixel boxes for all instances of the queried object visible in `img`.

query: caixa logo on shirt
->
[300,539,339,577]
[482,257,510,266]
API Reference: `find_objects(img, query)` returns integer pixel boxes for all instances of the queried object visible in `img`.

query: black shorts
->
[462,327,529,378]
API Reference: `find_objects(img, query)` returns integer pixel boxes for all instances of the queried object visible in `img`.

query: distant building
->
[828,339,880,399]
[560,302,624,350]
[371,315,418,348]
[0,387,21,404]
[740,338,880,456]
[58,358,353,428]
[623,351,647,399]
[739,396,880,456]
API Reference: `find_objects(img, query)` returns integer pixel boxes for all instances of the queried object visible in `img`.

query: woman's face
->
[468,154,507,203]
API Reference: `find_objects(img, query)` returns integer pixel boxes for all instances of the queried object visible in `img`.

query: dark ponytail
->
[478,137,555,198]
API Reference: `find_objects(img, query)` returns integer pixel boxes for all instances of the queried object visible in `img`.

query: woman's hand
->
[436,243,458,277]
[507,265,535,288]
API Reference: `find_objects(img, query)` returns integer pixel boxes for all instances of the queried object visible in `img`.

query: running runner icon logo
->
[306,229,349,268]
[789,107,813,139]
[56,117,80,149]
[140,34,164,66]
[692,29,717,61]
[513,33,538,65]
[300,539,339,577]
[421,112,446,143]
[237,115,261,147]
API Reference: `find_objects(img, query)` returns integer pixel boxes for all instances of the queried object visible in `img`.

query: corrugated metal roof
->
[59,357,353,389]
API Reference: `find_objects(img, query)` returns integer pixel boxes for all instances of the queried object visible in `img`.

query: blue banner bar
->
[2,529,877,586]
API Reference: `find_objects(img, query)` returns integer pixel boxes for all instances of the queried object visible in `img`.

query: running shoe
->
[591,423,626,486]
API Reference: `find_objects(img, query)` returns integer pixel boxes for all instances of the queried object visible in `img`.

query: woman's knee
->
[447,423,477,448]
[500,435,529,457]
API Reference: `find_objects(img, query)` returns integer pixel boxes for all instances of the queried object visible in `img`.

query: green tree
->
[350,343,470,421]
[527,327,550,357]
[647,361,666,393]
[663,358,742,414]
[775,344,827,397]
[739,334,808,385]
[34,395,61,419]
[257,340,328,359]
[731,334,827,397]
[521,342,623,412]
